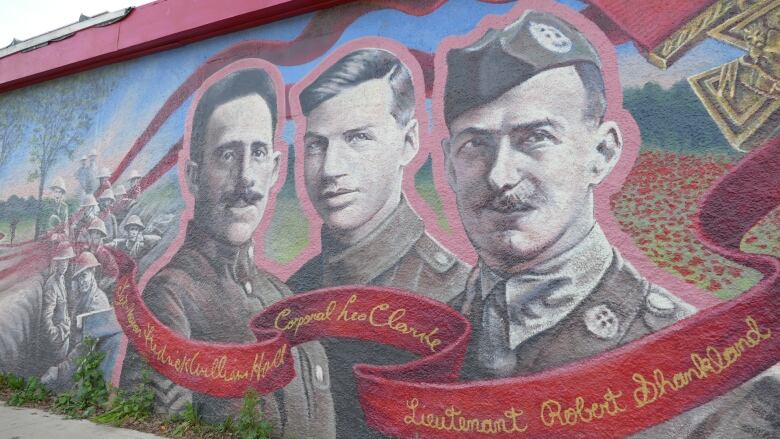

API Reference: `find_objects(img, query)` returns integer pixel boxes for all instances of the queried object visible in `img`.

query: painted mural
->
[0,0,778,438]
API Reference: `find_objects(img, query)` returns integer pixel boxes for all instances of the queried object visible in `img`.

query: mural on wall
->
[0,0,778,438]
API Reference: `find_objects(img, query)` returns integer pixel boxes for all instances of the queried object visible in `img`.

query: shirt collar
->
[320,196,424,286]
[479,225,614,349]
[183,220,256,280]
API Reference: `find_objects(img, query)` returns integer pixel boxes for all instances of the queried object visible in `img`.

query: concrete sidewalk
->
[0,401,163,438]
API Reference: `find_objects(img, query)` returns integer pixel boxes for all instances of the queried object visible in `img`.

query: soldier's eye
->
[220,150,235,162]
[346,131,373,143]
[522,129,557,149]
[252,145,268,159]
[460,136,491,153]
[305,140,326,155]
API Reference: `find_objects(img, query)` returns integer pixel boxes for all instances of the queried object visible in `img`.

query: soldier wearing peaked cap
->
[442,9,779,438]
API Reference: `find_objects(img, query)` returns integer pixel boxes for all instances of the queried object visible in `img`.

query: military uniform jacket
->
[41,273,70,359]
[47,200,69,232]
[121,222,334,439]
[451,246,780,437]
[288,197,472,439]
[450,249,695,379]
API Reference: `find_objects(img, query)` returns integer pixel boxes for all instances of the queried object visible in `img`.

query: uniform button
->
[646,292,675,317]
[434,252,450,265]
[584,304,619,340]
[244,282,253,295]
[315,365,324,382]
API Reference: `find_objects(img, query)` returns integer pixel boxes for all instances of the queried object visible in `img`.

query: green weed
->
[7,376,50,406]
[167,402,203,437]
[93,371,155,425]
[234,389,273,439]
[54,337,109,418]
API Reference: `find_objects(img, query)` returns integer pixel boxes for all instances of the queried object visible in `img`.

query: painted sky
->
[0,0,746,200]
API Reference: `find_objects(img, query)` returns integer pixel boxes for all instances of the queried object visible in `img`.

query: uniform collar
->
[183,221,256,281]
[479,225,613,349]
[320,196,424,286]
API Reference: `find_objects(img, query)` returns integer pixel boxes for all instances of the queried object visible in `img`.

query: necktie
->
[476,280,517,377]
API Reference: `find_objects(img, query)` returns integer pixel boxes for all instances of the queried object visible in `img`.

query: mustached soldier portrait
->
[121,65,335,438]
[289,48,471,438]
[442,9,779,438]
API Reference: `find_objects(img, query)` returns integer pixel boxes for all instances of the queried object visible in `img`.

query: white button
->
[244,282,253,294]
[584,304,619,339]
[315,365,324,382]
[434,252,449,265]
[646,292,675,316]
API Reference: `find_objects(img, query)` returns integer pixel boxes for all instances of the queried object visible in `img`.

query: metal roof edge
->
[0,8,133,59]
[0,0,353,93]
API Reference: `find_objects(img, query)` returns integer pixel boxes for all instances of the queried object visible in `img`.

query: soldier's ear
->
[590,121,622,186]
[270,150,281,186]
[399,118,420,167]
[185,160,200,198]
[442,138,457,189]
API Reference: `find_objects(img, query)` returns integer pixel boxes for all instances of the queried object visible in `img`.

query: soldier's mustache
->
[485,180,546,213]
[222,190,264,207]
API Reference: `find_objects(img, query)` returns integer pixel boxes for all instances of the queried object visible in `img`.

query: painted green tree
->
[0,91,26,173]
[23,70,115,239]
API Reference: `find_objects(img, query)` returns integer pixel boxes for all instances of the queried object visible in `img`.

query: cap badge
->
[529,21,572,54]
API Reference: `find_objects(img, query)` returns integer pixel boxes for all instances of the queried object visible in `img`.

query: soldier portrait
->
[439,8,778,437]
[120,61,335,438]
[440,10,694,380]
[289,45,471,438]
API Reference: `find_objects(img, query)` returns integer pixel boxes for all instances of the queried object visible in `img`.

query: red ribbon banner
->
[115,136,780,437]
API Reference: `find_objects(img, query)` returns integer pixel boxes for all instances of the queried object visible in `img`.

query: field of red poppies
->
[610,150,779,299]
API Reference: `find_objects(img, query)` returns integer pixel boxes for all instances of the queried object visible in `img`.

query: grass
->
[0,217,36,243]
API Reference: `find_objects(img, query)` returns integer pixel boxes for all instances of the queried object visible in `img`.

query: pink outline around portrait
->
[428,0,719,309]
[138,58,290,292]
[286,36,479,282]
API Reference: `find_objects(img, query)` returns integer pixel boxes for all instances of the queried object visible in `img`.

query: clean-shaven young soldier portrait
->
[289,47,471,439]
[442,9,779,438]
[121,64,335,439]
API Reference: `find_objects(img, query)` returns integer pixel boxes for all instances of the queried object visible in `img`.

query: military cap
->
[444,10,601,126]
[98,167,111,178]
[52,242,76,260]
[88,149,98,157]
[98,187,116,201]
[80,194,98,207]
[49,177,67,193]
[124,215,144,231]
[114,184,127,197]
[72,251,100,278]
[88,218,108,237]
[128,169,142,180]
